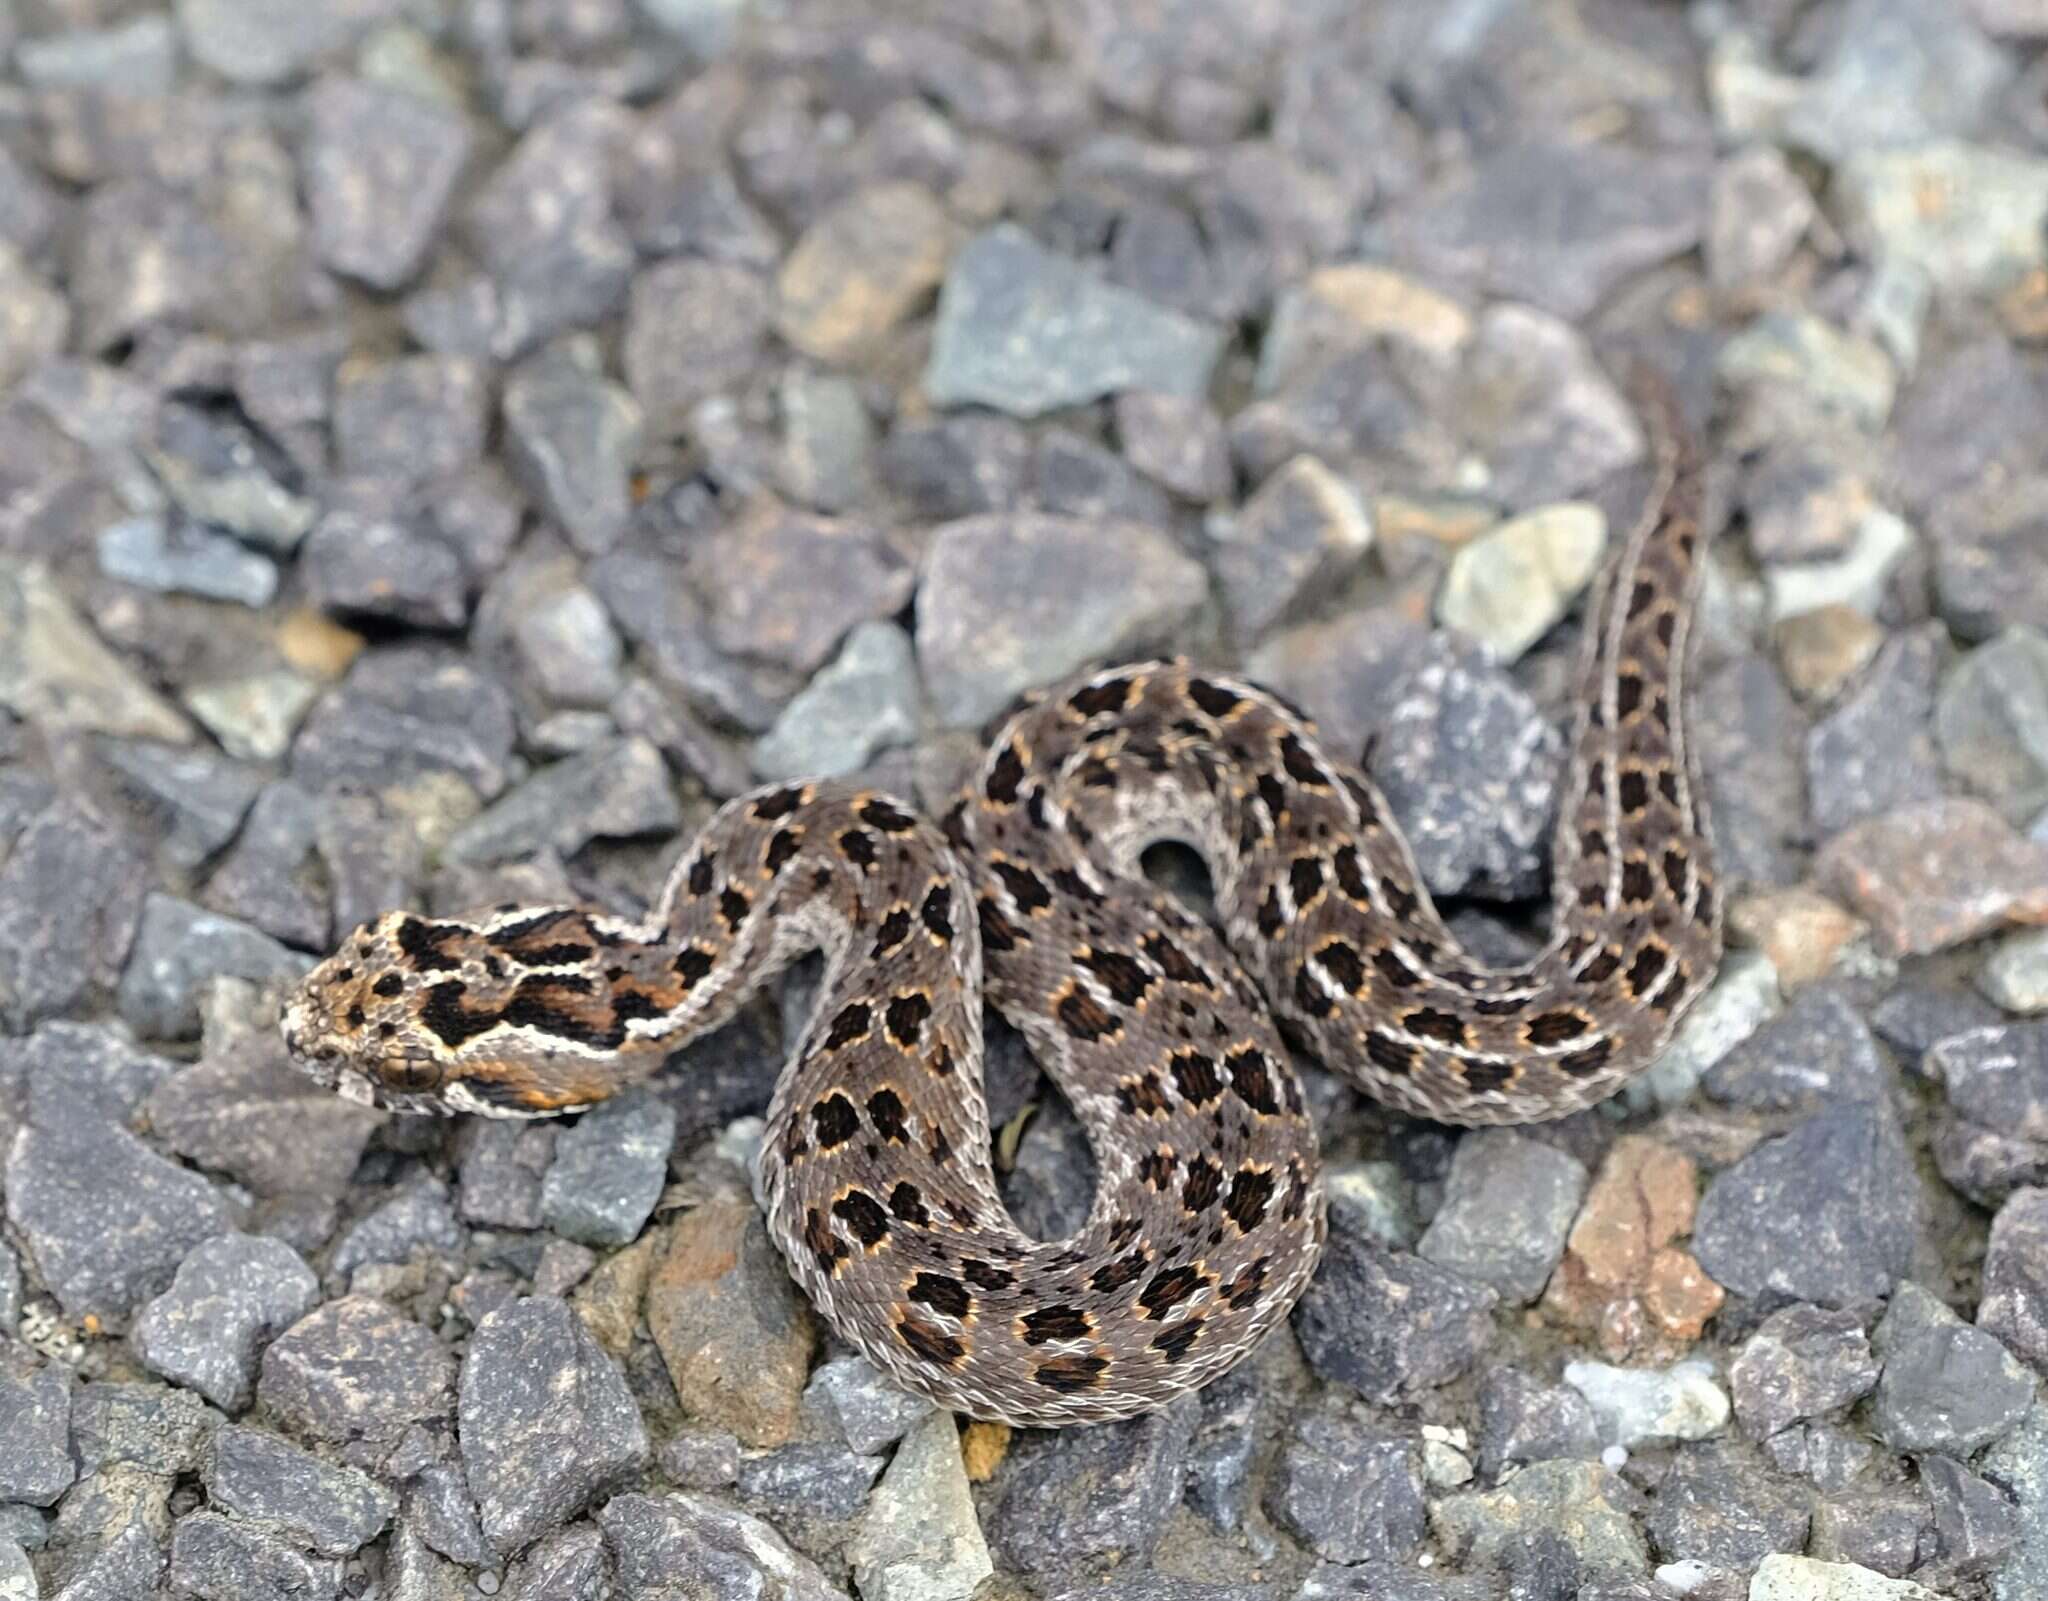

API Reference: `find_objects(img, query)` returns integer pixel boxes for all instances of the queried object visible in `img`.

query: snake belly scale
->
[283,373,1721,1427]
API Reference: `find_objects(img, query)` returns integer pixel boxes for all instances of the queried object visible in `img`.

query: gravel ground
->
[3,1,2048,1599]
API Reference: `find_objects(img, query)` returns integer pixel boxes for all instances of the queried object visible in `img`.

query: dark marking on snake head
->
[1069,674,1136,717]
[889,1182,931,1226]
[811,1093,860,1149]
[860,797,915,833]
[1364,1030,1415,1076]
[420,981,497,1048]
[1186,678,1243,720]
[866,1088,909,1143]
[765,827,802,874]
[885,992,931,1048]
[397,918,465,975]
[826,1002,871,1049]
[752,787,807,821]
[1279,733,1330,787]
[833,1189,890,1250]
[372,973,404,998]
[839,829,879,872]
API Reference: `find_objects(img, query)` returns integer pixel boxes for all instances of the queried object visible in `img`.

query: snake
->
[282,368,1720,1427]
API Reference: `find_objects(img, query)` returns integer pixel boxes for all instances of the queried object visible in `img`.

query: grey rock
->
[1116,390,1233,502]
[1985,1401,2048,1600]
[1730,1305,1879,1441]
[444,737,678,866]
[1417,1129,1586,1304]
[879,414,1031,521]
[203,1424,395,1555]
[115,894,310,1042]
[306,76,471,291]
[0,1540,30,1601]
[1213,456,1372,646]
[1933,473,2048,642]
[1476,1367,1601,1482]
[624,259,771,432]
[1872,1281,2032,1456]
[1264,1409,1424,1565]
[1692,1102,1917,1308]
[1372,632,1568,900]
[46,1514,164,1600]
[1982,1185,2048,1373]
[185,672,321,768]
[1032,429,1173,526]
[1810,1485,1929,1580]
[96,517,277,608]
[589,551,798,732]
[1871,983,2004,1069]
[777,368,875,514]
[87,738,262,874]
[1806,625,1947,838]
[174,0,363,85]
[502,1522,609,1598]
[1784,0,2010,161]
[7,1105,234,1328]
[1293,1566,1491,1601]
[70,1382,213,1477]
[1689,654,1809,886]
[1839,140,2048,302]
[754,621,921,783]
[0,805,148,1031]
[407,1463,487,1569]
[456,1122,555,1230]
[9,1022,176,1130]
[460,1297,648,1555]
[987,1395,1198,1580]
[1462,303,1643,508]
[540,1093,674,1247]
[735,1442,884,1520]
[1708,145,1817,290]
[917,513,1207,727]
[509,579,625,709]
[1938,626,2048,824]
[15,17,174,91]
[148,401,316,554]
[1893,336,2048,515]
[0,1343,72,1506]
[598,1491,848,1601]
[1645,1442,1810,1570]
[1702,984,1888,1112]
[0,1512,38,1558]
[1931,1023,2048,1167]
[381,1521,471,1601]
[334,354,489,487]
[503,344,643,557]
[300,510,469,631]
[69,182,231,355]
[257,1297,456,1447]
[802,1355,935,1458]
[1431,1460,1648,1580]
[201,781,327,950]
[0,1243,16,1338]
[849,1406,990,1601]
[330,1178,464,1277]
[1361,140,1708,320]
[292,648,518,800]
[167,1510,340,1601]
[657,1430,741,1491]
[925,224,1225,417]
[130,1232,317,1412]
[1184,1365,1261,1533]
[1293,1217,1497,1404]
[1565,1359,1731,1449]
[1921,1453,2017,1578]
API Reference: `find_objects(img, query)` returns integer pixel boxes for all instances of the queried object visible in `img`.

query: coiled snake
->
[284,370,1720,1426]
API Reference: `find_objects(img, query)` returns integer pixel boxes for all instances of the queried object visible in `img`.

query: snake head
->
[281,912,465,1111]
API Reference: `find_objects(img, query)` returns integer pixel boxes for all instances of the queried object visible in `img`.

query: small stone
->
[1981,926,2048,1012]
[1264,1410,1424,1565]
[1872,983,2005,1068]
[131,1233,317,1412]
[925,224,1225,417]
[503,344,643,558]
[306,77,471,291]
[541,1093,675,1247]
[334,355,489,487]
[504,1523,609,1600]
[0,804,149,1032]
[754,622,921,783]
[1292,1217,1497,1404]
[1820,798,2048,955]
[168,1510,341,1601]
[1361,139,1708,320]
[1871,1281,2032,1456]
[204,1425,395,1556]
[1033,430,1172,526]
[1983,1186,2048,1373]
[1431,1460,1648,1581]
[258,1297,456,1447]
[1417,1130,1586,1304]
[1919,1454,2017,1578]
[330,1178,464,1277]
[1259,264,1472,393]
[590,552,797,732]
[1775,606,1885,703]
[879,414,1030,521]
[692,500,916,678]
[1766,509,1914,625]
[0,560,192,742]
[1721,314,1898,432]
[0,1541,31,1601]
[1750,1554,1939,1600]
[443,737,679,866]
[1838,140,2048,299]
[115,893,310,1042]
[777,181,952,363]
[455,1122,554,1230]
[803,1355,936,1458]
[917,513,1207,727]
[293,647,517,800]
[1476,1368,1601,1482]
[461,1297,647,1556]
[1437,502,1605,663]
[778,368,875,513]
[735,1442,883,1520]
[849,1408,991,1601]
[1937,626,2048,823]
[658,1429,741,1490]
[300,511,469,631]
[1811,1485,1929,1580]
[624,260,771,432]
[1703,984,1887,1112]
[1805,626,1948,838]
[0,1342,71,1506]
[1115,391,1232,502]
[1730,1305,1879,1441]
[597,1491,846,1601]
[1708,146,1816,290]
[1647,1442,1810,1571]
[70,1383,206,1481]
[1563,1359,1731,1449]
[1212,456,1373,646]
[1462,305,1643,507]
[1897,336,2048,516]
[986,1396,1196,1581]
[646,1199,816,1448]
[89,738,263,874]
[1727,888,1865,990]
